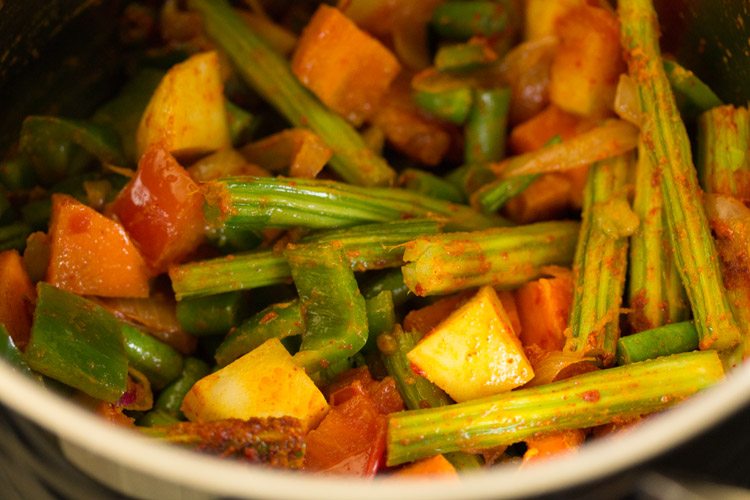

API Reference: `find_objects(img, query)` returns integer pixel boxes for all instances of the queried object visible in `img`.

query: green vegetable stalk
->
[203,176,503,233]
[215,300,303,368]
[176,292,249,337]
[171,219,441,300]
[663,59,723,119]
[387,351,724,465]
[398,169,466,203]
[153,357,210,418]
[464,87,511,165]
[0,223,31,252]
[434,41,497,73]
[619,0,742,351]
[121,323,184,390]
[402,220,580,296]
[628,141,688,332]
[413,86,473,125]
[287,244,368,374]
[566,155,637,366]
[188,0,395,187]
[697,105,750,199]
[431,1,512,39]
[379,325,484,470]
[616,321,698,365]
[24,283,128,402]
[19,116,125,185]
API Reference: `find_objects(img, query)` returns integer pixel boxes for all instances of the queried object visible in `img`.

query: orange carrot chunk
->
[523,429,585,463]
[392,454,458,478]
[112,143,205,274]
[514,268,574,351]
[47,194,151,298]
[292,4,401,127]
[0,250,36,349]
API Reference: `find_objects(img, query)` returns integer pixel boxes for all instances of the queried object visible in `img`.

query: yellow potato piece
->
[181,338,329,430]
[136,51,231,160]
[407,286,534,403]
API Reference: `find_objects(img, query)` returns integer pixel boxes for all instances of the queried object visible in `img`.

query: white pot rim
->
[2,357,749,500]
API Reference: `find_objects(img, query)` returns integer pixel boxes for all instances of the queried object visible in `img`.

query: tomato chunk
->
[47,194,151,298]
[112,143,205,273]
[304,392,387,476]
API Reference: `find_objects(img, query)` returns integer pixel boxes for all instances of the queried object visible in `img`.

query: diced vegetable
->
[121,323,184,389]
[181,338,329,430]
[407,286,534,402]
[616,321,699,365]
[47,194,151,298]
[548,5,625,117]
[25,283,129,402]
[0,250,35,349]
[136,51,231,159]
[515,269,574,352]
[523,429,585,464]
[291,5,401,127]
[176,292,248,337]
[392,454,458,477]
[240,129,332,179]
[111,143,205,273]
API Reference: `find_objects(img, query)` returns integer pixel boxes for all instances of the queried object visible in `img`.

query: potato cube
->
[407,286,534,402]
[548,6,625,117]
[181,338,329,430]
[137,51,230,160]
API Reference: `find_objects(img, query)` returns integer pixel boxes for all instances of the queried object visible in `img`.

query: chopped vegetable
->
[407,286,534,402]
[25,283,129,402]
[136,51,231,160]
[181,338,329,430]
[291,5,401,127]
[47,194,151,298]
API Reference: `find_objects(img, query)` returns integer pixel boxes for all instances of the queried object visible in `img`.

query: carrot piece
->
[548,5,625,117]
[402,293,469,335]
[523,429,585,463]
[392,454,458,478]
[291,5,401,126]
[371,76,453,166]
[112,143,205,273]
[240,128,332,179]
[496,290,522,337]
[0,250,35,349]
[47,194,150,298]
[503,173,573,224]
[514,268,574,351]
[509,105,584,155]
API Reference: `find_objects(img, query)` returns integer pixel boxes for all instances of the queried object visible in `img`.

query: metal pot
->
[0,1,749,498]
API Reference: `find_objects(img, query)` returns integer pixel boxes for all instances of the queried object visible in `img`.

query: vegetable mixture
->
[0,0,746,476]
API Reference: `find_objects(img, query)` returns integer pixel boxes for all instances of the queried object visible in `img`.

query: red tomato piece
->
[304,392,387,476]
[112,143,205,273]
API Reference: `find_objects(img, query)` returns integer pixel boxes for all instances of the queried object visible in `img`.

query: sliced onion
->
[495,119,639,178]
[613,74,641,126]
[498,36,558,124]
[524,349,598,388]
[98,294,197,354]
[392,0,443,71]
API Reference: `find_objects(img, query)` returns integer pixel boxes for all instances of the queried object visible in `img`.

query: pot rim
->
[1,357,749,499]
